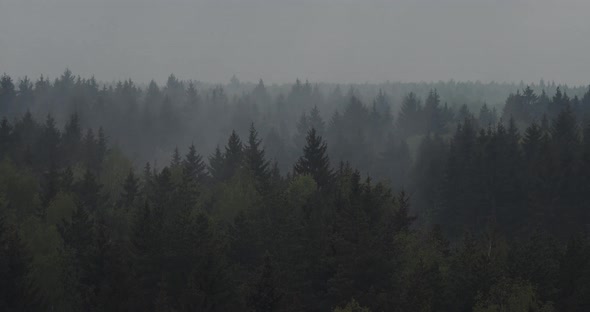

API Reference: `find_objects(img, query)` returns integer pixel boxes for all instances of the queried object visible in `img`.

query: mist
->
[2,1,590,311]
[2,0,590,85]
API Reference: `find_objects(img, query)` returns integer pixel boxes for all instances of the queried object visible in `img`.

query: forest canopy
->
[1,71,590,311]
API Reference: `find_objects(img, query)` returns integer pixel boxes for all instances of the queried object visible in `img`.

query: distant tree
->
[397,92,422,137]
[478,103,497,127]
[182,144,208,184]
[208,146,225,182]
[171,147,181,168]
[309,105,326,137]
[224,130,244,180]
[63,113,82,165]
[423,89,445,134]
[244,123,270,184]
[122,170,139,208]
[294,128,332,189]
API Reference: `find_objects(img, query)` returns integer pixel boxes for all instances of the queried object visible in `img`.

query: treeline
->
[1,104,590,311]
[2,70,590,182]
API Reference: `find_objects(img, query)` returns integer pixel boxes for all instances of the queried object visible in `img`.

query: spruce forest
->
[1,71,590,312]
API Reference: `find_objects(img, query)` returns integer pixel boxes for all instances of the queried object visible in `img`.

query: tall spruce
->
[244,123,270,183]
[294,127,332,189]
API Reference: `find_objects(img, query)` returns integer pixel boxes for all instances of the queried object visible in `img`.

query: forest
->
[1,71,590,311]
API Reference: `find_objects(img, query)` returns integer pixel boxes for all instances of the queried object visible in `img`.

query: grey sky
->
[1,0,589,85]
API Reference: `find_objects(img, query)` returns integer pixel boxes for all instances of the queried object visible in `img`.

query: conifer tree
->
[294,128,332,189]
[309,105,325,137]
[397,92,422,137]
[0,216,43,311]
[63,113,82,165]
[208,145,225,182]
[58,203,97,309]
[182,144,208,184]
[0,118,12,160]
[122,169,139,208]
[171,147,181,168]
[244,123,270,183]
[96,127,108,170]
[75,169,103,212]
[224,130,243,179]
[37,114,61,169]
[247,253,283,312]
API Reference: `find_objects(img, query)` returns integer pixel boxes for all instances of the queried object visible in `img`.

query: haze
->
[1,0,589,85]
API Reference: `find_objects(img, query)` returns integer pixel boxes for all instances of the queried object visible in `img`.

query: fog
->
[3,1,590,311]
[2,0,590,85]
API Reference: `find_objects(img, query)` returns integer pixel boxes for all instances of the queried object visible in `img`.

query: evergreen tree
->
[208,145,225,182]
[171,147,181,168]
[75,169,103,212]
[244,123,270,184]
[397,92,422,137]
[423,89,445,134]
[57,203,97,309]
[0,118,12,160]
[63,113,82,165]
[182,144,208,184]
[309,105,326,137]
[37,114,61,170]
[122,169,139,208]
[224,130,243,179]
[247,253,283,312]
[294,128,332,189]
[0,216,43,311]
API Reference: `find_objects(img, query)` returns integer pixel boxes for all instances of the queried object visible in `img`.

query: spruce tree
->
[122,169,139,208]
[0,216,43,311]
[247,253,283,312]
[224,130,243,179]
[397,92,422,137]
[182,144,208,184]
[0,118,12,160]
[208,145,225,182]
[63,113,82,165]
[244,123,270,183]
[171,147,181,168]
[294,128,332,189]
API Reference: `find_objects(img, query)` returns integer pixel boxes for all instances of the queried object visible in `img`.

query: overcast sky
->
[1,0,589,85]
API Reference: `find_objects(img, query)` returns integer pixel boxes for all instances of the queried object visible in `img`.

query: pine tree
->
[182,144,208,184]
[247,253,283,312]
[63,113,82,165]
[37,114,61,170]
[397,92,422,137]
[244,123,270,184]
[83,128,98,173]
[224,130,243,179]
[130,201,161,311]
[171,147,181,168]
[393,190,416,233]
[57,203,97,309]
[423,89,444,134]
[75,169,103,212]
[0,118,12,160]
[122,169,139,208]
[40,162,59,217]
[97,127,108,170]
[294,112,309,151]
[208,145,225,182]
[0,216,44,311]
[309,105,326,137]
[294,128,332,189]
[523,121,543,162]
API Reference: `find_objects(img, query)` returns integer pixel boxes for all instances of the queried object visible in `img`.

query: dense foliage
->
[1,71,590,311]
